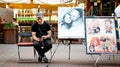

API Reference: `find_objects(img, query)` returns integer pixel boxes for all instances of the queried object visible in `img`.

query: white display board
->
[58,7,85,39]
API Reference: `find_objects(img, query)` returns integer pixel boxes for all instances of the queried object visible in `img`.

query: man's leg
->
[43,39,52,54]
[33,41,43,62]
[42,39,52,63]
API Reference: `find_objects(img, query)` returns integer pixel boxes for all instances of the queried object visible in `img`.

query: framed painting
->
[58,7,85,39]
[85,16,118,54]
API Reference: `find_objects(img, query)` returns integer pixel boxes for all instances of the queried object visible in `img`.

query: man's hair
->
[71,8,83,18]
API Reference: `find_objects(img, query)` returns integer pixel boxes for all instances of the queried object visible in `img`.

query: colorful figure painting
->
[86,17,118,54]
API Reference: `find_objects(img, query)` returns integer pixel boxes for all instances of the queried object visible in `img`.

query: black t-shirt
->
[31,21,51,38]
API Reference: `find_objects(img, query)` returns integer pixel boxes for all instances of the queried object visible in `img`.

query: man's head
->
[36,13,43,24]
[70,8,82,21]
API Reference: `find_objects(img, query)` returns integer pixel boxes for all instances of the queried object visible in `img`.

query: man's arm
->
[32,32,40,41]
[42,30,51,40]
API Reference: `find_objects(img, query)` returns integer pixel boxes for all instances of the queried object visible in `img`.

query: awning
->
[0,0,30,3]
[8,3,74,10]
[33,0,74,4]
[0,0,76,10]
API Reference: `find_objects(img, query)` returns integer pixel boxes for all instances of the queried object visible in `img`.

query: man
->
[70,9,81,21]
[69,8,85,38]
[114,1,120,17]
[31,13,52,63]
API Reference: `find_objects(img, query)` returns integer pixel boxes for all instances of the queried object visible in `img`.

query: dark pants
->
[33,39,52,57]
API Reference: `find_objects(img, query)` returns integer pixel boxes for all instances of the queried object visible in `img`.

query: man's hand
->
[41,35,48,40]
[38,38,43,42]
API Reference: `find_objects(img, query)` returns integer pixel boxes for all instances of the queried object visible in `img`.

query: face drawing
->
[70,9,80,21]
[64,13,72,24]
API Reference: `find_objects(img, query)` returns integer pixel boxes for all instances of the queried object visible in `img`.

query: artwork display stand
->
[90,53,115,67]
[47,38,116,67]
[82,39,101,67]
[108,54,115,64]
[90,54,101,67]
[46,39,73,67]
[60,39,73,59]
[85,16,119,67]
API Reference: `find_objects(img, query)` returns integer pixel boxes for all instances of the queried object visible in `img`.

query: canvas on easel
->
[58,7,85,39]
[85,16,118,54]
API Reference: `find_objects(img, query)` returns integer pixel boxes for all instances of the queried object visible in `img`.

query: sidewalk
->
[0,44,120,67]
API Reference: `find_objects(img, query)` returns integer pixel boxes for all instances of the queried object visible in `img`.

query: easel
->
[46,39,73,67]
[47,38,116,67]
[108,54,115,64]
[90,54,101,67]
[47,39,101,67]
[60,39,73,59]
[82,39,101,67]
[82,37,117,67]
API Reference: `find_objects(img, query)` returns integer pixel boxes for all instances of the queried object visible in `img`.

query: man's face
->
[37,17,43,24]
[70,10,80,21]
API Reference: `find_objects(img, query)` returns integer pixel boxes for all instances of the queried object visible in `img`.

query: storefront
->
[0,0,119,44]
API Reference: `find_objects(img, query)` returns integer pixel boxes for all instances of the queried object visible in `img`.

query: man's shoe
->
[42,55,48,63]
[38,55,42,62]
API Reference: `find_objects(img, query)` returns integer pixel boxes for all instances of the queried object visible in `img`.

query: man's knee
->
[46,43,52,49]
[45,40,52,48]
[33,41,42,47]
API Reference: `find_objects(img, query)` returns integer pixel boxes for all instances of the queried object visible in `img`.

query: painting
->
[58,7,85,39]
[86,16,118,54]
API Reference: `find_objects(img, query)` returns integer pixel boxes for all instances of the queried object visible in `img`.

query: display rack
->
[16,9,37,26]
[16,9,58,26]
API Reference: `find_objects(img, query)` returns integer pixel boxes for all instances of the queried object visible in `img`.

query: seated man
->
[31,13,52,63]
